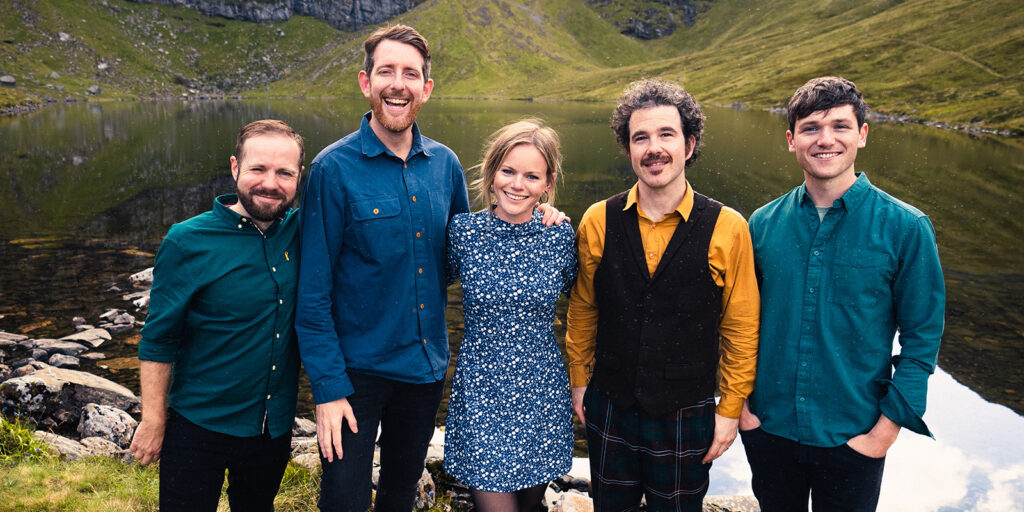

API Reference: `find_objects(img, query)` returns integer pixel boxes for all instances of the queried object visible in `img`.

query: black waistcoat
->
[589,190,723,416]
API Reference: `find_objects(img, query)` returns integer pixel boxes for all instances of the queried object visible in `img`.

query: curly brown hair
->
[610,79,705,166]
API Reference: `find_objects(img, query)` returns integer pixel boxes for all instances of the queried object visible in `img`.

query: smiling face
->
[787,104,868,186]
[229,134,302,229]
[359,39,433,135]
[491,143,551,224]
[627,105,694,195]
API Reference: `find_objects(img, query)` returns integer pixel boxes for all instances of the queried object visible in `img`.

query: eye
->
[632,135,648,143]
[500,168,514,175]
[526,174,541,181]
[405,71,419,79]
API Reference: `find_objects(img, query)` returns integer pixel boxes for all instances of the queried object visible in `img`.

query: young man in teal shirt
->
[131,120,304,511]
[741,76,945,511]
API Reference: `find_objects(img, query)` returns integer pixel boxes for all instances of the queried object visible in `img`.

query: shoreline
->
[2,95,1020,138]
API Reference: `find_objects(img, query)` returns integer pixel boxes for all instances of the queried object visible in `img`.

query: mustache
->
[249,187,285,200]
[641,154,671,166]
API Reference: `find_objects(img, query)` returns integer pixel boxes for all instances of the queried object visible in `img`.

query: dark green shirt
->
[139,194,299,438]
[749,173,945,447]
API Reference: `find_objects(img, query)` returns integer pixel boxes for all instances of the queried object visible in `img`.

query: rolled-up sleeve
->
[880,215,945,437]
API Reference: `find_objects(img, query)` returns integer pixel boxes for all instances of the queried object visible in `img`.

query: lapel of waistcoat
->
[649,193,707,283]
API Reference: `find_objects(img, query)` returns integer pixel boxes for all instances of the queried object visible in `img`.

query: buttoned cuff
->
[879,379,933,438]
[311,373,355,405]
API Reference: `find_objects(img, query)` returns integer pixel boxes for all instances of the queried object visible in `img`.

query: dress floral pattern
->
[443,210,578,492]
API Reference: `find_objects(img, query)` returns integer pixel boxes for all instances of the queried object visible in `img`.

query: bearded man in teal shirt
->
[131,120,305,511]
[740,77,945,511]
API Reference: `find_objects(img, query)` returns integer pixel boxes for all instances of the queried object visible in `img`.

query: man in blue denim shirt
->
[296,25,563,512]
[740,77,945,511]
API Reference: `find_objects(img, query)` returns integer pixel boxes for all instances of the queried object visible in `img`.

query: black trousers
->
[741,427,886,512]
[159,409,292,512]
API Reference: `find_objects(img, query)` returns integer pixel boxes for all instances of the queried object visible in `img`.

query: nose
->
[818,128,836,146]
[511,174,525,189]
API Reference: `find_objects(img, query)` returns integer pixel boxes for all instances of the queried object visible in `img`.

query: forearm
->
[138,360,172,422]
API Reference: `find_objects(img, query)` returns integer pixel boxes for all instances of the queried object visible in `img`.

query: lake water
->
[1,99,1022,511]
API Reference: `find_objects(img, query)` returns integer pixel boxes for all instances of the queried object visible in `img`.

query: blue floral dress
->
[443,210,578,492]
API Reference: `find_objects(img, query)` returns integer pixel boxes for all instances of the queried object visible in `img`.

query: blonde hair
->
[471,118,563,210]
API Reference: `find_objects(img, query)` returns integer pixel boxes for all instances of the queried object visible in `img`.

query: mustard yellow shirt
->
[566,182,760,418]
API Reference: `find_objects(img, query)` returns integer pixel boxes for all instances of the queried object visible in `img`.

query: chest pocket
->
[351,196,405,261]
[828,249,892,307]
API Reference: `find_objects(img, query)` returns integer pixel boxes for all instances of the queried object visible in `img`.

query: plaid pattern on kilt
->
[583,388,715,512]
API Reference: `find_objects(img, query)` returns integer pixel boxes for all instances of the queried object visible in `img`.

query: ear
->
[684,135,696,161]
[786,130,796,152]
[858,123,869,148]
[421,78,434,103]
[358,70,371,99]
[230,155,240,180]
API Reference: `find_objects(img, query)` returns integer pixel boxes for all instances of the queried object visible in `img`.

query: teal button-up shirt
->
[748,173,945,447]
[139,194,300,438]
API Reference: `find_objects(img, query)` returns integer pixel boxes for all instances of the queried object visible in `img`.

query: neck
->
[637,181,687,222]
[369,116,414,161]
[804,170,857,207]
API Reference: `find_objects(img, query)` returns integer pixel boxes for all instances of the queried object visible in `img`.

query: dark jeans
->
[160,408,292,512]
[740,427,886,512]
[318,372,445,512]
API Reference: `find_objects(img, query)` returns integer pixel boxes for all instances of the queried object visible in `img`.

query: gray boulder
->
[129,268,153,287]
[0,75,14,86]
[58,31,72,42]
[87,85,101,94]
[74,324,95,332]
[80,436,121,456]
[0,331,28,348]
[290,436,317,457]
[34,339,89,356]
[79,352,106,361]
[292,452,320,472]
[78,403,138,448]
[293,417,316,437]
[0,366,140,428]
[60,328,110,348]
[49,71,60,79]
[31,349,49,361]
[11,360,49,378]
[33,431,89,460]
[0,364,10,382]
[48,353,80,369]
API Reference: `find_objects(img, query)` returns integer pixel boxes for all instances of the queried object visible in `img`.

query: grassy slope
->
[1,0,1022,131]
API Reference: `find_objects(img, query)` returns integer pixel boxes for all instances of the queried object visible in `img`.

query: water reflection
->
[705,361,1024,511]
[1,100,1022,511]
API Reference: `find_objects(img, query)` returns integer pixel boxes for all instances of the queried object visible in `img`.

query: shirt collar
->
[358,111,431,159]
[623,180,695,221]
[798,172,872,211]
[213,193,291,235]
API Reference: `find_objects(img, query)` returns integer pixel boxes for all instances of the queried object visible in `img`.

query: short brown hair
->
[234,119,304,169]
[471,118,563,210]
[363,24,431,80]
[611,79,705,166]
[787,76,867,132]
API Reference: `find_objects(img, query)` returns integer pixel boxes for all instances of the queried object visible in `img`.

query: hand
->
[316,397,358,462]
[702,413,739,463]
[846,415,900,458]
[739,399,762,431]
[129,416,165,465]
[571,386,586,427]
[536,203,570,226]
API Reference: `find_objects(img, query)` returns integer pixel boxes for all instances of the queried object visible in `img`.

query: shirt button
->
[799,397,805,402]
[237,224,243,229]
[279,299,283,304]
[272,267,277,272]
[422,338,427,344]
[416,232,421,238]
[373,208,380,214]
[420,304,425,310]
[266,395,271,400]
[809,287,816,293]
[418,268,423,274]
[275,333,280,339]
[272,365,276,371]
[412,196,417,202]
[801,361,807,367]
[647,253,655,259]
[813,250,821,256]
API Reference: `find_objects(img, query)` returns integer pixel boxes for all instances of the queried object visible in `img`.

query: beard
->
[236,185,293,222]
[369,90,422,133]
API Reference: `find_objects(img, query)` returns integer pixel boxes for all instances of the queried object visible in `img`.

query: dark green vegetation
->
[1,0,1022,131]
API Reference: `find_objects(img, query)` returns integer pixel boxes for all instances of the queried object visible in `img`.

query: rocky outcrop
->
[588,0,709,40]
[126,0,415,30]
[77,403,138,448]
[0,366,140,429]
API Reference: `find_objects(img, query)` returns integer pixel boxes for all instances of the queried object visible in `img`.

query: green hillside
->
[2,0,1022,132]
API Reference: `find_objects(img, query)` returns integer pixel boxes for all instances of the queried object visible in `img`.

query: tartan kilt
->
[583,387,715,512]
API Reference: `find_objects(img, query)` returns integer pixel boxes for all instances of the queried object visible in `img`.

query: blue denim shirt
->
[296,112,470,404]
[748,173,945,447]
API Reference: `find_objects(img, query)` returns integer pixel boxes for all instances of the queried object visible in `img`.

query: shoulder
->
[165,210,217,242]
[578,200,609,230]
[310,131,362,168]
[749,186,801,229]
[865,183,928,221]
[715,205,751,233]
[421,135,462,167]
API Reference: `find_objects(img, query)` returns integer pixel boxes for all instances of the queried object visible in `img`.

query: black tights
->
[471,483,548,512]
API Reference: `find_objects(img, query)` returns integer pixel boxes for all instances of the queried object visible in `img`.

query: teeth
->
[814,152,839,158]
[504,192,528,200]
[384,98,408,106]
